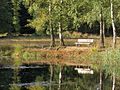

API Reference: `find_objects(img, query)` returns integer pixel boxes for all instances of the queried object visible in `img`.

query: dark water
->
[0,64,115,90]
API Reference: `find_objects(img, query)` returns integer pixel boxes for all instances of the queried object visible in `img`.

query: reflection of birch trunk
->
[11,55,21,89]
[49,65,53,90]
[10,68,21,90]
[13,68,20,83]
[12,58,21,83]
[99,70,103,90]
[58,66,62,90]
[112,72,115,90]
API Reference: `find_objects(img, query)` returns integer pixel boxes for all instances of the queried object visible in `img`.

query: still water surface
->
[0,64,115,90]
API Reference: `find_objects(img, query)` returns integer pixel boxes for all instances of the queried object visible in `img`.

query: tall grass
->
[12,44,23,67]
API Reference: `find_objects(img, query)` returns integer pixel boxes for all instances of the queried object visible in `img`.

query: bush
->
[63,31,82,38]
[63,31,89,38]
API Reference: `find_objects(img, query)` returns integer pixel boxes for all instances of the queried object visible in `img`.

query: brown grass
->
[1,37,120,66]
[22,46,92,66]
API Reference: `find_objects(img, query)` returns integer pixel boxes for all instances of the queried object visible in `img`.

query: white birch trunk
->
[99,70,103,90]
[111,0,116,48]
[103,20,105,40]
[58,66,62,90]
[58,0,65,46]
[100,8,105,48]
[111,1,116,89]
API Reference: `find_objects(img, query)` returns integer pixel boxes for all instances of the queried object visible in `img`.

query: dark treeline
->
[19,4,35,34]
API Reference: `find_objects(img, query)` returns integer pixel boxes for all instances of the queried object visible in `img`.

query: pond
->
[0,64,114,90]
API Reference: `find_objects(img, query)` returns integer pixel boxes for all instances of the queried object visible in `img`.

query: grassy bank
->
[0,37,120,67]
[0,37,120,48]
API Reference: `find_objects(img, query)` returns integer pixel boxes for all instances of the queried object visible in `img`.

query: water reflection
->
[0,63,116,90]
[0,45,119,90]
[9,52,22,90]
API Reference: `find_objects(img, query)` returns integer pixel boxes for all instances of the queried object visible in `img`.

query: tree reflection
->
[49,64,53,90]
[9,45,22,90]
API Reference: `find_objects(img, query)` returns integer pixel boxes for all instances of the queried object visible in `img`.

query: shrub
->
[63,31,82,38]
[63,31,92,39]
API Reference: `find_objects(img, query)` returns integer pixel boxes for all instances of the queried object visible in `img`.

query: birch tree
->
[82,0,111,48]
[58,0,65,46]
[22,0,55,47]
[49,0,55,47]
[110,0,116,88]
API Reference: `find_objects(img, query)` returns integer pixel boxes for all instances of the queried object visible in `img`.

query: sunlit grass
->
[0,37,120,67]
[0,37,118,48]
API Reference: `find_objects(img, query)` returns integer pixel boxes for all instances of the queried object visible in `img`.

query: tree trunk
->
[111,1,116,89]
[103,20,105,41]
[58,22,65,46]
[50,26,55,47]
[49,65,53,90]
[99,70,103,90]
[49,0,55,47]
[58,66,62,90]
[100,8,105,48]
[111,0,116,48]
[7,29,13,38]
[58,0,65,46]
[112,72,115,90]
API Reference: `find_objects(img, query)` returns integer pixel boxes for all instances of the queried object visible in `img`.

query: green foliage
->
[9,85,21,90]
[102,49,120,76]
[63,31,90,39]
[0,0,120,36]
[27,10,48,31]
[22,0,89,36]
[63,31,82,38]
[90,48,120,76]
[12,0,21,33]
[23,0,49,33]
